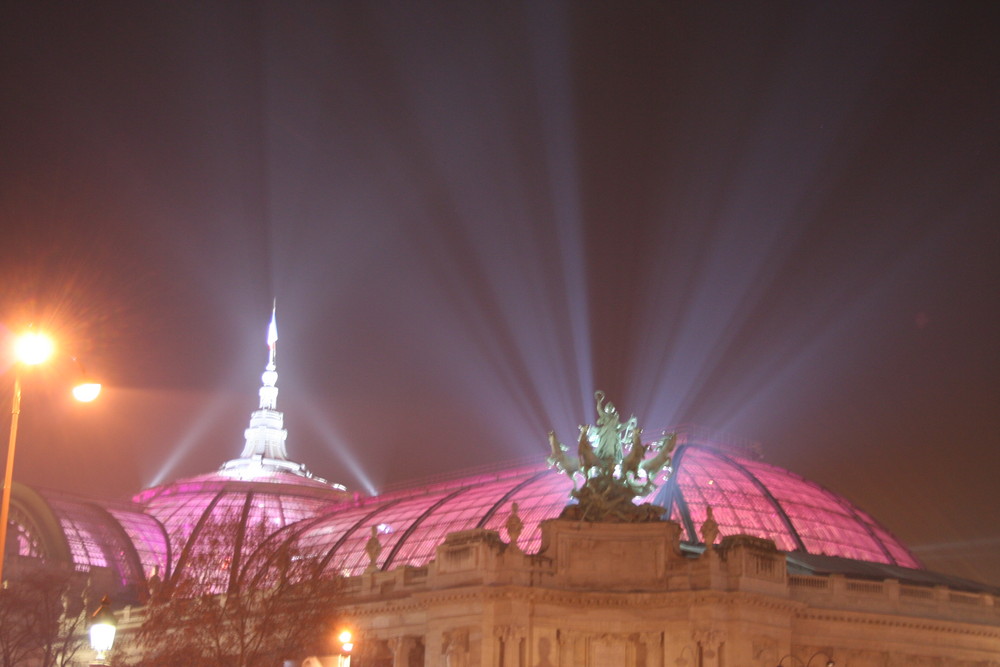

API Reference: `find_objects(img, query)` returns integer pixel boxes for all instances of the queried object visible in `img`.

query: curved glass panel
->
[387,470,543,568]
[666,448,797,550]
[132,443,922,589]
[43,496,143,588]
[107,508,172,580]
[479,471,575,553]
[9,506,47,559]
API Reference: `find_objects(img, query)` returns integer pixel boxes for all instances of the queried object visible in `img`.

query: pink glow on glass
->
[286,446,919,575]
[107,508,172,579]
[664,446,918,567]
[128,444,920,590]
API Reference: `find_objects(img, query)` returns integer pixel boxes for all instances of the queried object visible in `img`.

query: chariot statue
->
[547,391,676,522]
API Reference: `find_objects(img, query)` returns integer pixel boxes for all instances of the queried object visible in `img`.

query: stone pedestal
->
[537,518,684,590]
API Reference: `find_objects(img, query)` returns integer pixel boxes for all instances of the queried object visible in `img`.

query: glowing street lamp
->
[72,381,103,403]
[89,595,117,665]
[0,331,101,585]
[70,356,102,403]
[13,332,54,366]
[337,628,353,666]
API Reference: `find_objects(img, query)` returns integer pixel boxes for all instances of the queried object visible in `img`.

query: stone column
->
[495,625,526,667]
[692,629,725,667]
[531,628,558,667]
[640,631,663,667]
[443,628,470,667]
[388,635,422,667]
[555,629,576,667]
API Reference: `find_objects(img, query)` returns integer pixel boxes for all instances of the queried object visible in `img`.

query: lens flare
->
[14,332,55,366]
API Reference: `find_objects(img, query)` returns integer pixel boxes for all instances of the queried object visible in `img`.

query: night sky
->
[1,2,998,586]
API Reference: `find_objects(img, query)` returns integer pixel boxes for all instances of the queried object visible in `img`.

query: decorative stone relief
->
[365,525,382,573]
[700,506,720,549]
[751,636,778,666]
[639,631,663,667]
[495,625,526,667]
[387,635,424,667]
[556,629,585,667]
[693,627,726,662]
[443,628,469,667]
[505,502,524,550]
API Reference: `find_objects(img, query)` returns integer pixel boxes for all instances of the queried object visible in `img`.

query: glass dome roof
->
[133,473,347,589]
[271,442,920,577]
[6,484,170,602]
[1,314,923,598]
[653,444,920,567]
[11,441,919,598]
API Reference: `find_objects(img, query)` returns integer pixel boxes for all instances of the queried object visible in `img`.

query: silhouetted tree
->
[0,567,86,667]
[123,519,343,667]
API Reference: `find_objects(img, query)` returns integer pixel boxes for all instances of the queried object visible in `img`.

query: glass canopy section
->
[134,476,346,589]
[653,445,921,569]
[34,491,168,593]
[276,443,919,577]
[5,441,919,599]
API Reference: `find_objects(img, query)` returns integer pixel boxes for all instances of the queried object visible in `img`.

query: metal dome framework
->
[0,311,922,596]
[260,442,920,580]
[5,484,171,601]
[5,442,921,599]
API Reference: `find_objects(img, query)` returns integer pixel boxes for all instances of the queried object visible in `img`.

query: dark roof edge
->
[785,551,1000,595]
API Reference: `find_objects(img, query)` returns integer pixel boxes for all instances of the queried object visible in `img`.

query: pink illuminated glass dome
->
[133,466,348,591]
[4,484,171,602]
[269,441,920,578]
[652,444,920,567]
[0,310,936,601]
[0,434,928,600]
[126,309,352,591]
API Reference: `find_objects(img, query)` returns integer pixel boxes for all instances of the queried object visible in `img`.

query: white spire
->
[260,303,279,410]
[217,303,344,490]
[266,300,277,370]
[235,304,288,460]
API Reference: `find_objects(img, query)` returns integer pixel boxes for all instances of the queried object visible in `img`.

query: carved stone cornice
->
[348,582,804,616]
[793,607,1000,639]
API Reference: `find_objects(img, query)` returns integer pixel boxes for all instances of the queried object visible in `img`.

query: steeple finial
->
[259,303,279,410]
[219,304,343,490]
[266,300,277,371]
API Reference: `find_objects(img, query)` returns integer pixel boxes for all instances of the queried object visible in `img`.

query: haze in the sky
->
[0,2,997,586]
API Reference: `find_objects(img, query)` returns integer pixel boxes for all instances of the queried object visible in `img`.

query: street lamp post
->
[89,594,117,666]
[337,629,353,667]
[0,372,24,587]
[0,331,101,585]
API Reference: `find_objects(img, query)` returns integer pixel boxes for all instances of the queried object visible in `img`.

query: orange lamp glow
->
[14,332,54,366]
[72,382,102,402]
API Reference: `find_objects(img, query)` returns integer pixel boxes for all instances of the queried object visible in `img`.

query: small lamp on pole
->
[337,628,353,666]
[89,595,117,665]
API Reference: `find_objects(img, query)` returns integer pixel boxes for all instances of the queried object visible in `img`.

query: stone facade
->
[328,519,1000,667]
